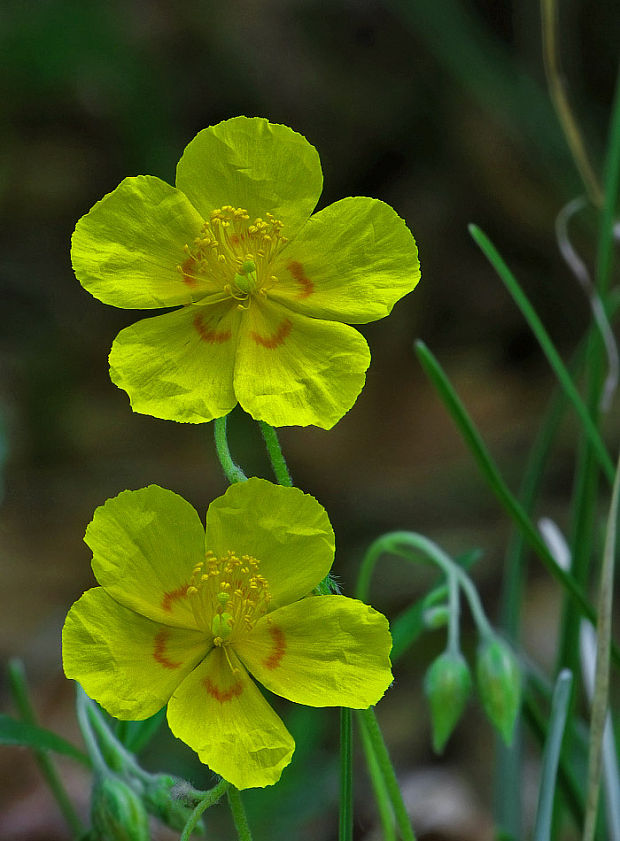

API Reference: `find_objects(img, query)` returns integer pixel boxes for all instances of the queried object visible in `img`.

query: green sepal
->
[90,775,150,841]
[476,637,521,745]
[143,774,205,834]
[424,651,472,753]
[422,605,450,630]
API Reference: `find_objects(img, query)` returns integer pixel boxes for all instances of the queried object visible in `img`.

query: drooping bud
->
[422,605,450,630]
[143,774,205,834]
[90,775,150,841]
[424,651,472,753]
[476,637,521,745]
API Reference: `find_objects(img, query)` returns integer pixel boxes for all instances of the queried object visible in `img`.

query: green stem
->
[414,340,620,666]
[179,779,229,841]
[214,416,247,484]
[8,661,85,839]
[582,451,620,841]
[532,670,574,841]
[227,787,253,841]
[469,225,614,485]
[75,686,108,776]
[357,708,416,841]
[258,421,293,486]
[357,531,493,641]
[339,708,353,841]
[358,713,396,841]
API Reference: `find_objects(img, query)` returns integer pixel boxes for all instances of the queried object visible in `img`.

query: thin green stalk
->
[180,779,229,841]
[213,415,247,484]
[258,421,293,486]
[596,67,620,297]
[227,787,253,841]
[541,0,603,205]
[339,708,353,841]
[469,225,614,485]
[357,708,416,841]
[75,686,108,776]
[358,713,396,841]
[414,340,620,665]
[582,452,620,841]
[533,670,574,841]
[8,661,85,839]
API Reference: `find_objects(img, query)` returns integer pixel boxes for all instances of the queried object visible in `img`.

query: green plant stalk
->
[522,687,584,829]
[258,421,293,486]
[596,68,620,298]
[414,340,620,666]
[339,708,354,841]
[469,225,614,485]
[227,787,253,841]
[214,415,247,483]
[8,660,85,838]
[540,0,603,205]
[533,670,574,841]
[356,708,416,841]
[180,779,229,841]
[582,452,620,841]
[358,713,396,841]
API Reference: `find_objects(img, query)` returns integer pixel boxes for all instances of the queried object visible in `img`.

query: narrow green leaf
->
[468,224,614,485]
[532,670,574,841]
[413,341,615,652]
[0,714,90,766]
[339,708,353,841]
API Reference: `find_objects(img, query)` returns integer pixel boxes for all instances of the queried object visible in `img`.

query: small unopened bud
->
[422,605,450,629]
[424,651,472,752]
[144,774,205,834]
[476,637,521,745]
[90,775,150,841]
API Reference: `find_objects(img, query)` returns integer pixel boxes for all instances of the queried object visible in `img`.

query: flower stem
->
[180,779,230,841]
[214,415,247,484]
[339,707,353,841]
[358,710,396,841]
[75,685,108,777]
[357,708,416,841]
[258,421,293,486]
[8,660,85,839]
[227,786,253,841]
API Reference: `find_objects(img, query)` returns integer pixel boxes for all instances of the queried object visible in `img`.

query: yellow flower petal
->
[72,176,207,308]
[62,588,210,720]
[205,478,334,608]
[236,595,393,708]
[175,117,323,240]
[234,299,370,428]
[109,302,241,423]
[270,196,420,323]
[87,485,205,628]
[167,647,294,789]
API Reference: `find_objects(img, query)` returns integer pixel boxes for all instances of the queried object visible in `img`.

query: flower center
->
[186,550,271,645]
[178,205,288,306]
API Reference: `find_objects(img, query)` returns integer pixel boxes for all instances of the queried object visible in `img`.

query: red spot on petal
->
[161,584,189,613]
[181,257,199,288]
[250,318,292,349]
[263,625,286,670]
[287,260,314,299]
[194,313,232,344]
[204,676,244,703]
[153,628,182,669]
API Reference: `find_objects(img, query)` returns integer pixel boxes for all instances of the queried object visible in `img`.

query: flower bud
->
[422,605,450,630]
[424,651,472,753]
[90,775,150,841]
[143,774,205,834]
[476,637,521,745]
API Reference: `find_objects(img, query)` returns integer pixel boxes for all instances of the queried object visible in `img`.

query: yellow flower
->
[71,116,420,428]
[62,478,393,789]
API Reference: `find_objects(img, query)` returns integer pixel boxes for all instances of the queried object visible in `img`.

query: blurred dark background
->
[1,0,618,838]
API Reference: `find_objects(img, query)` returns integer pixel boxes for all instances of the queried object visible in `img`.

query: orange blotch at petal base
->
[161,584,189,613]
[193,312,232,344]
[287,260,314,299]
[204,675,244,703]
[153,628,182,670]
[263,624,286,670]
[250,318,292,349]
